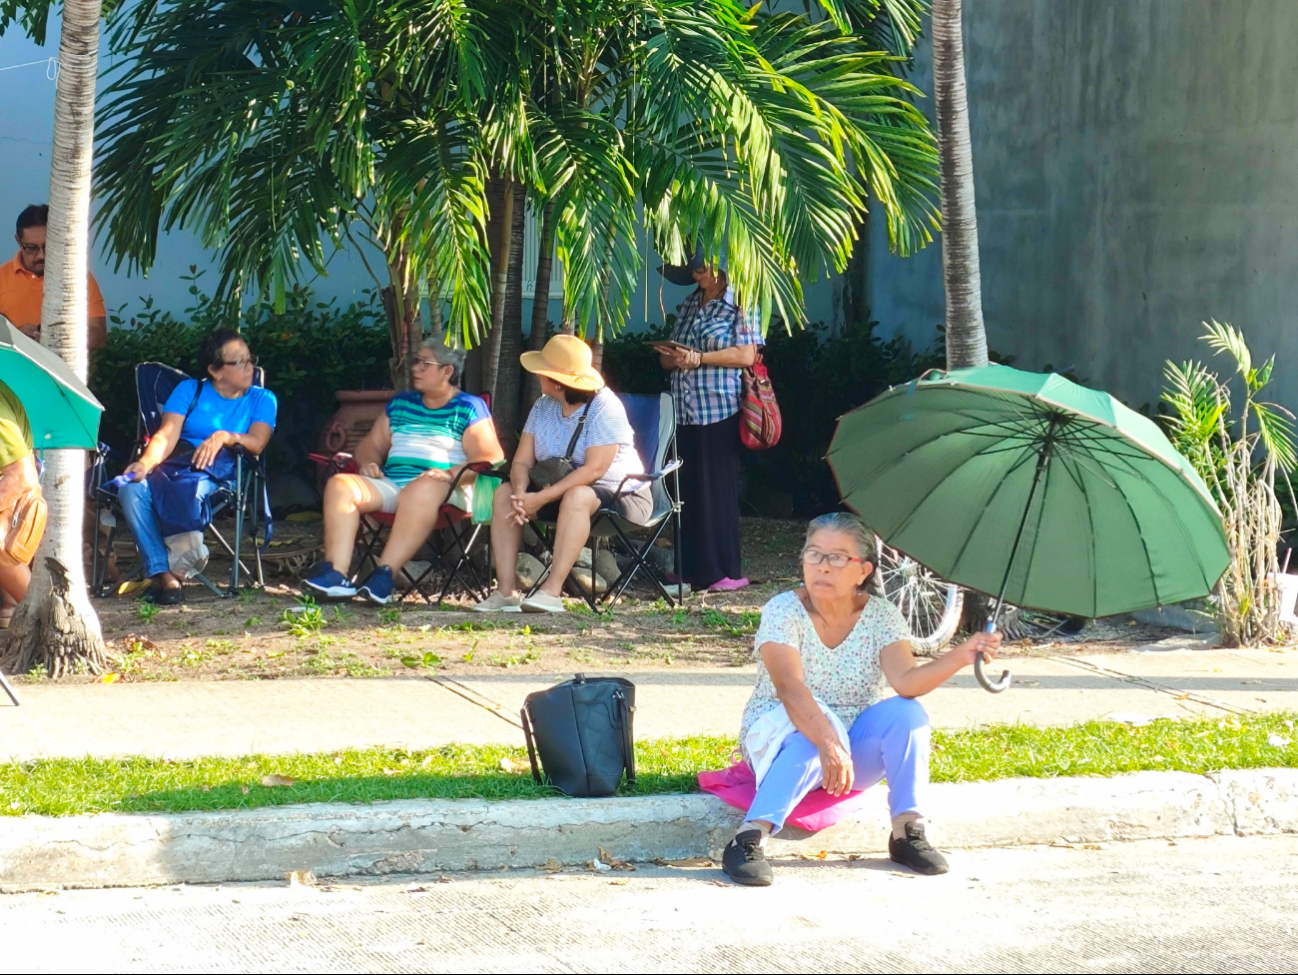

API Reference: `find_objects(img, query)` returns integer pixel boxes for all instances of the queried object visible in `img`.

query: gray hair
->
[804,512,883,595]
[421,337,466,386]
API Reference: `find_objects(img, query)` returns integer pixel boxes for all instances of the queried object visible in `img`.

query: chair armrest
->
[610,458,682,501]
[445,460,504,494]
[307,451,358,476]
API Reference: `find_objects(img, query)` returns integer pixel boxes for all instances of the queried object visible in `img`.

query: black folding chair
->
[91,362,271,599]
[529,392,684,611]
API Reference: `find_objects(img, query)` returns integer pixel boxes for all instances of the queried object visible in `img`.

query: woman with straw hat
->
[475,335,650,614]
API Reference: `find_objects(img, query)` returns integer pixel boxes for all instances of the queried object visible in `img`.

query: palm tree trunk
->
[523,199,556,412]
[932,0,987,370]
[482,177,516,402]
[2,0,108,677]
[493,184,526,450]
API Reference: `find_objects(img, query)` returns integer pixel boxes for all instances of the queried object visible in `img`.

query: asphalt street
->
[4,834,1297,973]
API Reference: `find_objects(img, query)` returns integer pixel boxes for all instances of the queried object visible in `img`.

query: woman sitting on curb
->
[721,512,1002,887]
[475,334,650,614]
[303,339,504,605]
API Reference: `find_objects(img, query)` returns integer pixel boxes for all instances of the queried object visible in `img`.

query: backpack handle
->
[616,690,636,788]
[520,704,543,785]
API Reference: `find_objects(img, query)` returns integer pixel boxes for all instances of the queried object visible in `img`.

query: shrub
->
[1162,321,1297,645]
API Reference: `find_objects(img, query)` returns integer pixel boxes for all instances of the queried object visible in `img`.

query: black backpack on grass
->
[520,674,636,797]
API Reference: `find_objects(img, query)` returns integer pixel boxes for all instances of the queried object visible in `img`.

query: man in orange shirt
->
[0,204,106,351]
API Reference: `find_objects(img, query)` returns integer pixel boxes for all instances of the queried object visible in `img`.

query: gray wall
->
[868,0,1298,412]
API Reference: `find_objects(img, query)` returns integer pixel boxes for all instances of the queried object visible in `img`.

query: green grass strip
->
[2,714,1295,817]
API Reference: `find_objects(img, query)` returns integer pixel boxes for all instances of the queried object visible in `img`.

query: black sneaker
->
[721,829,774,886]
[889,821,949,875]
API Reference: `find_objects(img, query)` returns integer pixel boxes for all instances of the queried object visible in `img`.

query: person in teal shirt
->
[303,338,504,605]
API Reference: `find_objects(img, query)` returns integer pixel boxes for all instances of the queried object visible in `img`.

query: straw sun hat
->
[519,334,605,392]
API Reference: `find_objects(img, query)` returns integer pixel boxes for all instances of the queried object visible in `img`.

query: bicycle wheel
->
[874,537,964,656]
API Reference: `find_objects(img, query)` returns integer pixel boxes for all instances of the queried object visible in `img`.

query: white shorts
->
[356,474,471,515]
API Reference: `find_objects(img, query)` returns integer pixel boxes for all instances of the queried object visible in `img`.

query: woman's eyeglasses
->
[222,356,258,369]
[802,549,866,568]
[411,357,443,371]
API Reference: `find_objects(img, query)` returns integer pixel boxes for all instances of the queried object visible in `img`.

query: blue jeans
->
[745,695,930,832]
[118,477,220,577]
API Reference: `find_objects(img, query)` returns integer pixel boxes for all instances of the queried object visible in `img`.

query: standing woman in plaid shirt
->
[657,252,760,592]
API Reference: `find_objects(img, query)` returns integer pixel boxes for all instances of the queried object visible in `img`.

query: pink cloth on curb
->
[697,761,869,832]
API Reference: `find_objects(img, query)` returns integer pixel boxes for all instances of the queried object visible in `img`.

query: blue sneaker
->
[301,562,356,600]
[357,565,395,605]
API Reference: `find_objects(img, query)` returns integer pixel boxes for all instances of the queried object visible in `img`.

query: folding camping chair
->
[90,362,272,598]
[307,454,500,607]
[528,392,684,612]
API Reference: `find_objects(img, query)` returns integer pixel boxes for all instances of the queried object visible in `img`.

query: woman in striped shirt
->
[303,339,504,604]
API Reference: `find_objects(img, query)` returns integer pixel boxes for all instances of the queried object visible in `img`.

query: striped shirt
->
[669,284,761,426]
[523,388,644,493]
[383,391,492,486]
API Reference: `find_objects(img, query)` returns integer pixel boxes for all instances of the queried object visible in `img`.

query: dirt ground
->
[24,517,1195,684]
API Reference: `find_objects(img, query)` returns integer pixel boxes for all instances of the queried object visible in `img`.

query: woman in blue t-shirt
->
[120,329,277,604]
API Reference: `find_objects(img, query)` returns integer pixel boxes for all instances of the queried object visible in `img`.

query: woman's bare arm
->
[760,641,856,796]
[880,630,1002,699]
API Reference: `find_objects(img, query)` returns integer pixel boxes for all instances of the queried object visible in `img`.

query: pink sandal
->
[707,577,750,593]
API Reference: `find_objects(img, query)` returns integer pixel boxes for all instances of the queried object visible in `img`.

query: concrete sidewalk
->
[2,637,1296,761]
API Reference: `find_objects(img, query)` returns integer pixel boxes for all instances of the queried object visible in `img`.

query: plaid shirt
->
[669,286,761,426]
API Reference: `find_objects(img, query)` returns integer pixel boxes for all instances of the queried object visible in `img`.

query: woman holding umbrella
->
[720,512,1000,887]
[0,379,47,627]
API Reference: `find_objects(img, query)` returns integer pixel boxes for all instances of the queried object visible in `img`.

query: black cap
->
[657,244,704,286]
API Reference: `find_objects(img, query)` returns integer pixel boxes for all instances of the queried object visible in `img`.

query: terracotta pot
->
[316,390,395,485]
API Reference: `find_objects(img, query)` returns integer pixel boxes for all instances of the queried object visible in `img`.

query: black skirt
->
[677,413,742,588]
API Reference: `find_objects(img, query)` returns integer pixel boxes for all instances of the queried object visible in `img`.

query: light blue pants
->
[745,695,930,832]
[118,477,221,577]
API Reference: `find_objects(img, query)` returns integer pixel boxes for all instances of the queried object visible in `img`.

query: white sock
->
[739,821,772,847]
[892,812,922,840]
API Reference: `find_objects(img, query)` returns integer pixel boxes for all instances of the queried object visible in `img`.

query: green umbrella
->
[0,317,103,449]
[828,364,1230,691]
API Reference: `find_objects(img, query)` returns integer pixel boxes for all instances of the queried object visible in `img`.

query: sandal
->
[142,582,184,606]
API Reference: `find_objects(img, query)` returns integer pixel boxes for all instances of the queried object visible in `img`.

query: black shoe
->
[721,829,773,886]
[142,582,184,605]
[889,821,949,875]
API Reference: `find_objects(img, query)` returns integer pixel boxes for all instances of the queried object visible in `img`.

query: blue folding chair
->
[91,362,272,598]
[529,392,684,611]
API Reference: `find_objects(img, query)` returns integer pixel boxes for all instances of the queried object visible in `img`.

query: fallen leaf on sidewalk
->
[499,757,529,774]
[598,847,635,871]
[608,880,628,886]
[796,850,829,861]
[541,858,563,873]
[97,673,119,683]
[1174,693,1190,700]
[287,870,315,886]
[261,774,296,787]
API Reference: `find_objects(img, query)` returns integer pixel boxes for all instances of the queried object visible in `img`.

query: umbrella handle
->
[974,652,1011,693]
[976,620,1012,693]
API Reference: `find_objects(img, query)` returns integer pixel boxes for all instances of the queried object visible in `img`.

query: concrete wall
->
[868,0,1298,413]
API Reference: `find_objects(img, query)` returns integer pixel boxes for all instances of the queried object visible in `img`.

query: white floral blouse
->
[741,589,912,739]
